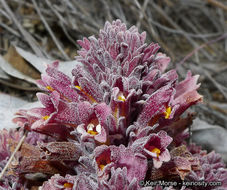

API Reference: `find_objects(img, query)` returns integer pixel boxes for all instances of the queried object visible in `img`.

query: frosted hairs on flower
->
[5,19,226,190]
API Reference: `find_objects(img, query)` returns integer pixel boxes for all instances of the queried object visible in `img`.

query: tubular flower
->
[37,61,79,102]
[13,91,60,127]
[77,122,107,144]
[131,131,172,168]
[98,167,138,190]
[40,174,97,190]
[14,93,112,139]
[170,71,202,117]
[76,103,112,144]
[13,91,72,138]
[94,145,147,184]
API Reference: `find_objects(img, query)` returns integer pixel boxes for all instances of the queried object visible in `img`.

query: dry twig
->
[0,131,27,180]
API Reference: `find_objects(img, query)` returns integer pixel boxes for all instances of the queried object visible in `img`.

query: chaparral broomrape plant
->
[1,19,226,190]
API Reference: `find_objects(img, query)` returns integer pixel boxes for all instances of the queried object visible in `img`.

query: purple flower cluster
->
[1,20,226,189]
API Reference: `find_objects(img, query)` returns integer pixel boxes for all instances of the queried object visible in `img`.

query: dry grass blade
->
[0,0,44,57]
[203,70,227,100]
[45,0,77,47]
[178,33,227,66]
[31,0,70,61]
[151,2,213,61]
[0,22,21,37]
[0,79,40,91]
[206,0,227,11]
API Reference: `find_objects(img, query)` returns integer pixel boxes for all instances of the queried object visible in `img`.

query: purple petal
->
[137,85,174,127]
